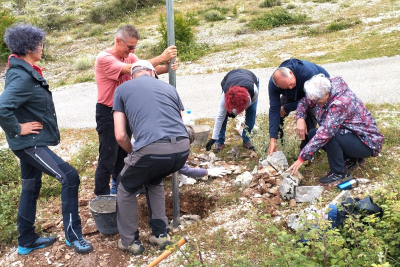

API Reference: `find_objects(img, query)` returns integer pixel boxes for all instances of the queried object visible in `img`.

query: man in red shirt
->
[94,24,178,196]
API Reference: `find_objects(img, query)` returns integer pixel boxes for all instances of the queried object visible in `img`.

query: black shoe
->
[319,171,353,186]
[345,158,366,170]
[243,141,255,151]
[18,236,57,255]
[213,143,225,153]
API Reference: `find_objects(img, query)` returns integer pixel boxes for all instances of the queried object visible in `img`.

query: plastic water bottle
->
[337,179,358,190]
[184,109,194,125]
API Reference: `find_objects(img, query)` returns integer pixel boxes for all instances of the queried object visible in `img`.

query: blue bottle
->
[337,179,358,190]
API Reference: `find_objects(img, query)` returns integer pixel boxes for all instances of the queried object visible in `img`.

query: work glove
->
[207,167,228,178]
[206,139,216,151]
[179,174,197,187]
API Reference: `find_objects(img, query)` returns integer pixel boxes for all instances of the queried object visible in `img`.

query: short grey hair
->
[272,67,291,87]
[3,24,45,57]
[115,25,140,40]
[304,73,331,101]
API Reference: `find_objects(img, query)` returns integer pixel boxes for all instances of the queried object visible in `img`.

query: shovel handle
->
[147,236,188,267]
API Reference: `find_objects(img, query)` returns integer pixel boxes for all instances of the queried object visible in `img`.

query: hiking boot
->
[242,141,255,151]
[117,239,145,255]
[18,236,57,255]
[319,171,353,186]
[213,143,225,153]
[148,233,172,250]
[66,237,93,254]
[345,158,366,171]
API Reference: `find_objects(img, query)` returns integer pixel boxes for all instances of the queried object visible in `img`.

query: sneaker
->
[319,171,353,186]
[148,233,172,250]
[213,143,225,153]
[243,141,255,151]
[66,237,93,254]
[110,179,117,194]
[117,239,145,255]
[18,236,56,255]
[345,158,366,170]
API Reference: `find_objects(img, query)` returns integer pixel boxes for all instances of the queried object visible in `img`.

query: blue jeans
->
[308,129,373,173]
[13,146,82,246]
[217,99,258,144]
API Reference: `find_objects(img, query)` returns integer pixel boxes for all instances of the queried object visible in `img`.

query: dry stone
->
[279,173,299,200]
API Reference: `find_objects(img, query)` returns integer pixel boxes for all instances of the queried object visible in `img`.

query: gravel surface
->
[51,55,400,129]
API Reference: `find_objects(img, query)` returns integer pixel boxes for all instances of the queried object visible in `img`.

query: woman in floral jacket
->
[288,74,384,185]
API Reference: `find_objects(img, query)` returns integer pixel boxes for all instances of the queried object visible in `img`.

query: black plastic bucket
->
[89,195,118,235]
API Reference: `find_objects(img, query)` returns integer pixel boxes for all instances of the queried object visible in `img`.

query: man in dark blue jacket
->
[267,59,330,155]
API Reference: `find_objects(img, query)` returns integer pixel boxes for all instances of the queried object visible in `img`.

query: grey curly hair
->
[3,24,45,57]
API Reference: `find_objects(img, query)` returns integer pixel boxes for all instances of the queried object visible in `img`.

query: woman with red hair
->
[206,69,259,153]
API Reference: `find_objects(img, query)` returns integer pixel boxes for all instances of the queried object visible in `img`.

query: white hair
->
[304,73,331,101]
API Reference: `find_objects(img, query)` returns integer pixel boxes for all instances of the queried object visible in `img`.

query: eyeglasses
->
[39,43,44,49]
[120,38,137,50]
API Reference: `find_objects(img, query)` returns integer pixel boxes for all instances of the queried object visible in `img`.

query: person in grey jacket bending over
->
[206,69,259,153]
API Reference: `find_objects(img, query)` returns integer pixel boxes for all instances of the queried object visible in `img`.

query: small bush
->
[204,10,225,22]
[326,18,361,32]
[154,12,208,62]
[0,9,16,62]
[87,0,163,24]
[41,13,75,31]
[286,3,296,9]
[74,57,93,71]
[0,148,20,185]
[259,0,282,8]
[12,0,26,9]
[234,27,248,35]
[248,7,307,30]
[89,24,104,36]
[238,17,247,23]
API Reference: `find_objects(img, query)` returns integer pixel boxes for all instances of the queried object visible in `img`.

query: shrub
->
[286,3,296,9]
[248,7,307,30]
[0,148,20,185]
[40,13,76,31]
[155,12,209,62]
[87,0,164,24]
[259,0,282,8]
[0,9,16,61]
[74,57,93,71]
[326,18,361,32]
[12,0,27,9]
[204,10,225,22]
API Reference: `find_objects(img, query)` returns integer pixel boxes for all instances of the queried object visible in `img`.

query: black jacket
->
[0,56,60,150]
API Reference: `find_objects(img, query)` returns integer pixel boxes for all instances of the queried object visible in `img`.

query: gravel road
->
[10,56,400,129]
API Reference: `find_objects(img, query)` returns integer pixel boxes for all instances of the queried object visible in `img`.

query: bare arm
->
[149,46,177,74]
[113,111,133,153]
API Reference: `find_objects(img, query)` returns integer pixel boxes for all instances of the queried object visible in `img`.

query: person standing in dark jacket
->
[206,69,259,153]
[0,24,93,255]
[267,59,330,155]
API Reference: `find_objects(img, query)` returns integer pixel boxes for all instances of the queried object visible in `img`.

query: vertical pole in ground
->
[166,0,180,228]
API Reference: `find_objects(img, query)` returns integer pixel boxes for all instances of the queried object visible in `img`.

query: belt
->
[153,136,188,143]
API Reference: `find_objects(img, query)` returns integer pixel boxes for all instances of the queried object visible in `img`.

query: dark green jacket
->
[0,57,60,150]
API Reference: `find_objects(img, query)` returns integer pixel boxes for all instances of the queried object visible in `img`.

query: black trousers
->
[308,128,373,173]
[13,146,82,246]
[94,103,132,196]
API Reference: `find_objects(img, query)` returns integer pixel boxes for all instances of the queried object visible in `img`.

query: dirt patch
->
[90,198,116,213]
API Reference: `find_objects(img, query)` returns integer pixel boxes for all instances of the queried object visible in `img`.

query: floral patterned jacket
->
[296,77,384,162]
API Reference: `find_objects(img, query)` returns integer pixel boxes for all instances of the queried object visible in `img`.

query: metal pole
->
[166,0,180,228]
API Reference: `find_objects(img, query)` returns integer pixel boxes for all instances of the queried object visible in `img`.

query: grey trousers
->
[116,138,189,247]
[117,182,167,246]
